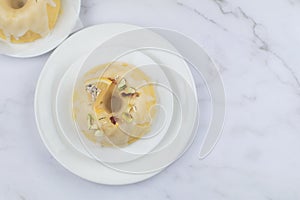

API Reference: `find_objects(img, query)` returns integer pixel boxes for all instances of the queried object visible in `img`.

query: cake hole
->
[10,0,27,9]
[105,95,123,113]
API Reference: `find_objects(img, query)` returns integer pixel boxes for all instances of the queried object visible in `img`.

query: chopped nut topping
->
[90,124,98,130]
[132,92,140,98]
[86,84,100,101]
[87,113,93,125]
[88,114,98,130]
[94,129,104,137]
[118,78,127,91]
[110,116,118,125]
[131,105,137,113]
[128,105,137,113]
[121,87,138,97]
[125,87,136,94]
[122,112,133,123]
[108,77,117,84]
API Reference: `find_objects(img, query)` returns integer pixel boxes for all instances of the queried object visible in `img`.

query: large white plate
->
[35,23,197,184]
[0,0,81,58]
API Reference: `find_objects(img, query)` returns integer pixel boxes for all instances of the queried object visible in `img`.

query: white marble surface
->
[1,0,300,199]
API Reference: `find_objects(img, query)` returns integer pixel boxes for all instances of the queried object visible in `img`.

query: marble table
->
[1,0,300,199]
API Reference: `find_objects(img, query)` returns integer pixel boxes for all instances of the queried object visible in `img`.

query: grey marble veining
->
[1,0,300,199]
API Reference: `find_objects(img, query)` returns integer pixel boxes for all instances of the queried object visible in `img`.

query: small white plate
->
[35,23,197,184]
[0,0,81,58]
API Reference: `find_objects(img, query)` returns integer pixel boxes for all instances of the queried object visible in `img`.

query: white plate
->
[0,0,81,58]
[35,23,197,184]
[55,50,174,163]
